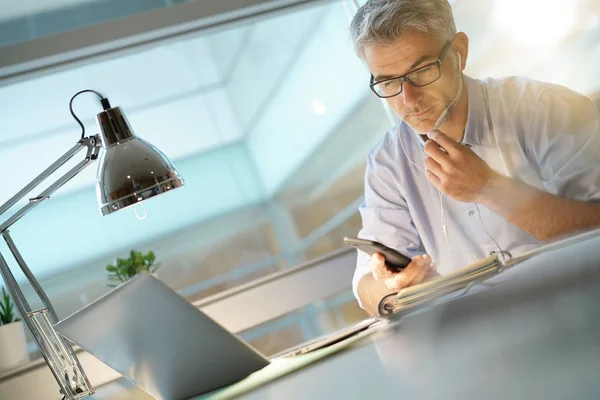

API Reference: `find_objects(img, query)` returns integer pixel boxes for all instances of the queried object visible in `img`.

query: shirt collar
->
[462,75,491,147]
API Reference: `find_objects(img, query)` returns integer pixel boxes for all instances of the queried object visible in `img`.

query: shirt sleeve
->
[531,87,600,202]
[352,150,422,308]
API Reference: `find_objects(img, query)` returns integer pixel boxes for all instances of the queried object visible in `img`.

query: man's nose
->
[401,82,421,107]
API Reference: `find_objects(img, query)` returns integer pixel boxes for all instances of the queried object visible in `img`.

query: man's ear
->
[453,32,469,70]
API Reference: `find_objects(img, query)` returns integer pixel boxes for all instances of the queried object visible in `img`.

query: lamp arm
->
[0,135,101,232]
[0,135,101,400]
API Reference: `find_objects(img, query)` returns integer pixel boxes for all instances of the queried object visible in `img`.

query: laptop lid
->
[55,274,269,400]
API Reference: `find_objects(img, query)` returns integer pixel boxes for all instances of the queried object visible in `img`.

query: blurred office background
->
[0,0,599,364]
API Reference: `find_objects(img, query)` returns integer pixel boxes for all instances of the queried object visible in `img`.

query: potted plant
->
[0,287,29,372]
[106,250,160,288]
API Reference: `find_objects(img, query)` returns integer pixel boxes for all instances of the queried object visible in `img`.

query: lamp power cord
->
[69,90,111,139]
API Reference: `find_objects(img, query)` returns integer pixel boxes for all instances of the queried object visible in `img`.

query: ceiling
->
[0,3,334,200]
[0,0,99,21]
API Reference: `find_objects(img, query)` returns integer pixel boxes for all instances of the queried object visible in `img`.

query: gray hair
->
[350,0,457,58]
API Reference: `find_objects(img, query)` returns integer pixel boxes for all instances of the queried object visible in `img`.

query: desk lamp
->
[0,90,184,399]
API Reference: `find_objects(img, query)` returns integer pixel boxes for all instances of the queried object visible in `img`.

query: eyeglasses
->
[369,41,452,99]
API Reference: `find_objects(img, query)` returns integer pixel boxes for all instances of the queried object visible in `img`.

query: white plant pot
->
[0,321,30,373]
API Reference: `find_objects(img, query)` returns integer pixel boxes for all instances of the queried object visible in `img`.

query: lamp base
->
[26,309,94,399]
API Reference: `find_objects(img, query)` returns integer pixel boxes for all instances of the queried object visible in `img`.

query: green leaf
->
[145,251,156,263]
[128,262,136,278]
[106,250,159,285]
[0,287,19,324]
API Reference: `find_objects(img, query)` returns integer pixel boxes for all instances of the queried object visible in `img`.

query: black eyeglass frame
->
[369,41,452,99]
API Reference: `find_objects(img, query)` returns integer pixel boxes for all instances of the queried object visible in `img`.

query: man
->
[350,0,600,316]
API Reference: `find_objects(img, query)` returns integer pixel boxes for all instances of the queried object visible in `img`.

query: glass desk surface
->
[201,231,600,400]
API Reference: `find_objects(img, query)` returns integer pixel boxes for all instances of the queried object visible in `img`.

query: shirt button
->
[468,210,475,217]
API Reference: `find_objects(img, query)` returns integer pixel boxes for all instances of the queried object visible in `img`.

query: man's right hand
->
[371,253,437,291]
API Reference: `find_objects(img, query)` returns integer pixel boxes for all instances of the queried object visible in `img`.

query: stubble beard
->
[403,72,462,134]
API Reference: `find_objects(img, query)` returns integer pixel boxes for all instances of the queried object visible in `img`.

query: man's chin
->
[404,118,434,134]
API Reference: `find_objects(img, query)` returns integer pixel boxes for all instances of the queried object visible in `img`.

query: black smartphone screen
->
[343,236,411,272]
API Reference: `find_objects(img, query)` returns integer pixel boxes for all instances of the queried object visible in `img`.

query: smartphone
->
[343,236,411,272]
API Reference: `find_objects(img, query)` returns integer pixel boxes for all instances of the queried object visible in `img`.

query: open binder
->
[377,229,600,316]
[378,253,505,316]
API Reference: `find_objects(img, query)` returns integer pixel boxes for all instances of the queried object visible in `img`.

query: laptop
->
[55,274,270,400]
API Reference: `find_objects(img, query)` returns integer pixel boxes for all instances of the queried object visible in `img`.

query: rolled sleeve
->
[352,151,421,308]
[532,88,600,202]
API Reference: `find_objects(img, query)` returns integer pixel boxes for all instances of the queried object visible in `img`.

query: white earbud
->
[437,52,463,247]
[395,47,480,264]
[433,53,463,130]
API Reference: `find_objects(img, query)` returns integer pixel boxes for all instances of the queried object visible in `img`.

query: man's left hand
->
[423,130,503,203]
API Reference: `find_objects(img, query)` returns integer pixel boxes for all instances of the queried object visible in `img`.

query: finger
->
[371,253,393,281]
[426,170,441,188]
[427,130,460,156]
[424,156,444,177]
[424,269,441,281]
[424,140,450,167]
[407,254,433,285]
[396,267,439,297]
[384,255,428,290]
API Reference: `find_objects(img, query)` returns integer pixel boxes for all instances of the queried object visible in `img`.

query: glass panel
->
[455,0,600,94]
[276,92,390,263]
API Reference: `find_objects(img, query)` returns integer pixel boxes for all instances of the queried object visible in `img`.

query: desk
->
[200,231,600,400]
